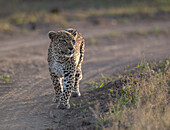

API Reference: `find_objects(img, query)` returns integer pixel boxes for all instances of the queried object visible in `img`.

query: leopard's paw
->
[57,103,70,109]
[52,97,59,103]
[71,91,81,97]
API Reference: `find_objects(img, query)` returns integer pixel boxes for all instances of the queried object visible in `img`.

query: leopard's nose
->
[68,47,73,51]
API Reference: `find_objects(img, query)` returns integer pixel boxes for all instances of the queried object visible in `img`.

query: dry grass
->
[0,12,68,33]
[91,58,170,129]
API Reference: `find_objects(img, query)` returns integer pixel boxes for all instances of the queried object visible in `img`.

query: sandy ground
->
[0,20,170,129]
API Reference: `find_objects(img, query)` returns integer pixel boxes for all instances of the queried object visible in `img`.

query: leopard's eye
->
[60,39,67,45]
[72,40,75,45]
[63,40,67,44]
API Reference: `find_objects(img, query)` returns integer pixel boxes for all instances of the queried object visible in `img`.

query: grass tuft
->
[0,75,10,83]
[135,29,148,35]
[88,73,112,91]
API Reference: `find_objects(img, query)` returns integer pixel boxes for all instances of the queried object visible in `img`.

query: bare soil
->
[0,19,170,129]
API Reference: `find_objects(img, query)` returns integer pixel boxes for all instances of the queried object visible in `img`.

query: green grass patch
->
[80,109,89,113]
[88,73,112,91]
[72,103,77,107]
[135,29,149,35]
[53,119,62,123]
[153,27,164,34]
[0,75,10,83]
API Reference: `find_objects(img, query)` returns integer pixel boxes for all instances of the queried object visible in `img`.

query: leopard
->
[47,28,85,109]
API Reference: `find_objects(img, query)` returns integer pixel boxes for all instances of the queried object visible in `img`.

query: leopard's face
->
[57,33,76,57]
[49,31,76,57]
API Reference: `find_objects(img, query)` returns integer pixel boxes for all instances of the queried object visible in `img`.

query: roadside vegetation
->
[86,58,170,129]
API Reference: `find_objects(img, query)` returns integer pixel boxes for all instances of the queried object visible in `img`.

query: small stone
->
[49,111,55,118]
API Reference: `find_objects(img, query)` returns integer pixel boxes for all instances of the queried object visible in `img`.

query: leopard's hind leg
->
[72,40,84,97]
[72,66,82,97]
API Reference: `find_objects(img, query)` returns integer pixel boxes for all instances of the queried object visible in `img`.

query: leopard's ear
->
[48,31,61,41]
[72,30,77,38]
[65,28,77,39]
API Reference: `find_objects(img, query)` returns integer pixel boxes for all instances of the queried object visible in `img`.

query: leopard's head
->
[48,29,77,57]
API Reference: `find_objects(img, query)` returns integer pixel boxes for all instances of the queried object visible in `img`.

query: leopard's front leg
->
[50,74,62,103]
[57,68,76,109]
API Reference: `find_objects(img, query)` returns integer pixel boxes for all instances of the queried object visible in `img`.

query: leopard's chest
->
[49,53,65,77]
[48,50,79,77]
[50,61,64,77]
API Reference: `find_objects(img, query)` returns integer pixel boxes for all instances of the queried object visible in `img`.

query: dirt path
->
[0,20,170,129]
[1,20,170,55]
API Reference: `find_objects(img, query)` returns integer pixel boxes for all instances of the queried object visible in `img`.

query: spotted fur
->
[47,28,85,109]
